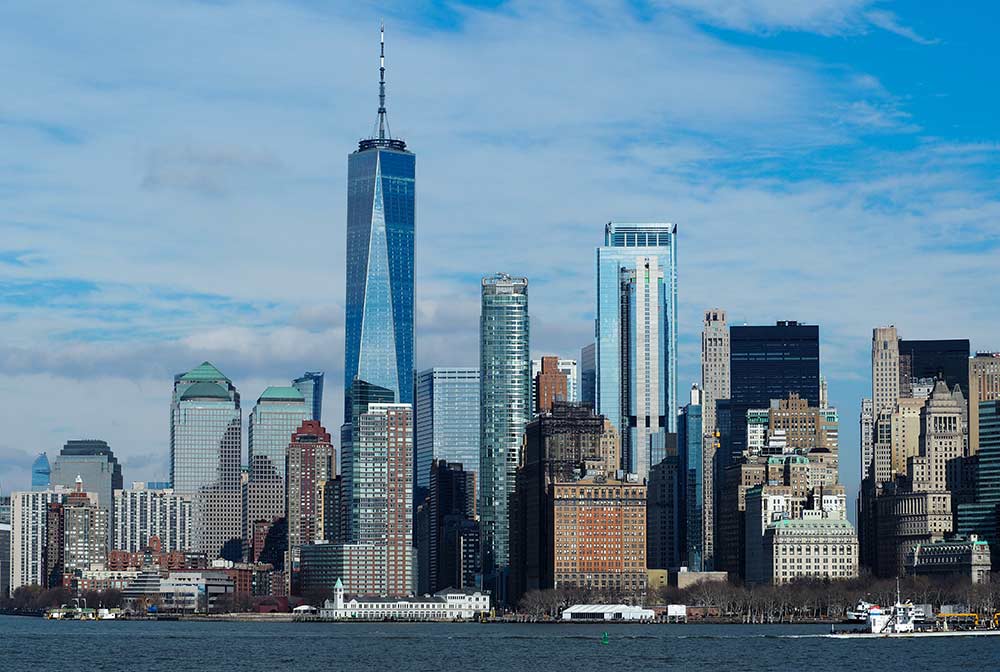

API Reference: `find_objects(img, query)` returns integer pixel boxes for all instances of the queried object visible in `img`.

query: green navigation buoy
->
[601,631,609,645]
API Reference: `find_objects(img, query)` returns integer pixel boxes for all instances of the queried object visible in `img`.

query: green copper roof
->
[258,386,305,402]
[180,381,231,401]
[180,361,229,382]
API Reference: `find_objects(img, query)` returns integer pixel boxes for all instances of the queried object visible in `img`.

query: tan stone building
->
[970,353,1000,455]
[701,309,729,436]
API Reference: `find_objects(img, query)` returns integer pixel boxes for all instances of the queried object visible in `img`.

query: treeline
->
[518,574,1000,622]
[0,586,123,614]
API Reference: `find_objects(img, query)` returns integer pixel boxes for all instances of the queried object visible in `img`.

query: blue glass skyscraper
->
[292,371,324,423]
[344,26,415,414]
[31,452,51,491]
[595,222,678,481]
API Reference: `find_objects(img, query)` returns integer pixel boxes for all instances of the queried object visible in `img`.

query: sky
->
[2,1,1000,510]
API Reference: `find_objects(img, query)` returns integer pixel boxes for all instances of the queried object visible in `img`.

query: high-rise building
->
[530,357,577,412]
[415,461,478,595]
[479,273,530,587]
[701,309,729,436]
[726,322,820,464]
[872,326,901,418]
[341,378,395,542]
[246,386,309,544]
[969,353,1000,455]
[914,381,966,494]
[170,361,242,558]
[113,483,192,553]
[646,454,681,570]
[596,222,677,480]
[292,371,325,423]
[10,488,68,591]
[579,343,596,408]
[49,440,121,540]
[532,356,569,415]
[898,338,971,399]
[344,26,415,416]
[510,403,643,602]
[413,367,480,507]
[31,453,51,491]
[62,476,109,582]
[286,420,336,552]
[957,400,1000,569]
[678,387,706,570]
[767,394,840,488]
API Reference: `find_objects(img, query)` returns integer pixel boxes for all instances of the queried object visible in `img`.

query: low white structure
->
[666,604,687,622]
[561,604,655,621]
[159,570,234,613]
[319,578,490,621]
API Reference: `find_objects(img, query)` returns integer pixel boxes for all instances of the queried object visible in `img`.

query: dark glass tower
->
[344,25,415,415]
[726,321,820,463]
[898,339,970,398]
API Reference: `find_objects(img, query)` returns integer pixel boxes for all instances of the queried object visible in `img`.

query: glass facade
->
[344,143,415,415]
[414,368,480,507]
[479,273,530,578]
[292,371,325,423]
[678,402,704,570]
[595,223,677,481]
[898,339,971,398]
[169,362,242,556]
[579,342,596,408]
[248,386,309,482]
[727,322,820,464]
[31,452,51,491]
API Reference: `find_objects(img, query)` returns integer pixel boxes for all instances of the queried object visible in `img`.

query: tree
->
[219,537,244,563]
[258,517,288,571]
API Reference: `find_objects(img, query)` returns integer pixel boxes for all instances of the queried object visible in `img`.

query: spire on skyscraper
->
[360,22,406,151]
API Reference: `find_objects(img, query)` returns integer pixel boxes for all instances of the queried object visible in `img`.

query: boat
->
[844,600,874,623]
[830,583,1000,639]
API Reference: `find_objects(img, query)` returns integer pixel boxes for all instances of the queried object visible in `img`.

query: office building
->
[678,387,707,570]
[31,452,51,491]
[113,483,192,553]
[646,454,680,570]
[905,535,991,584]
[530,357,578,412]
[170,361,242,558]
[701,309,729,436]
[292,371,325,423]
[343,25,415,414]
[49,439,121,539]
[898,338,971,399]
[286,420,336,552]
[956,400,1000,568]
[758,517,859,585]
[510,403,641,601]
[414,367,480,505]
[969,353,1000,454]
[595,222,677,480]
[247,386,309,544]
[532,356,569,414]
[579,343,596,408]
[479,273,530,586]
[726,322,820,465]
[415,460,478,594]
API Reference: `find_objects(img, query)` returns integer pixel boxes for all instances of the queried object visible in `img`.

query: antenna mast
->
[378,22,387,140]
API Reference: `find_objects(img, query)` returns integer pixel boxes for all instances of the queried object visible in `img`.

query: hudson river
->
[3,616,999,671]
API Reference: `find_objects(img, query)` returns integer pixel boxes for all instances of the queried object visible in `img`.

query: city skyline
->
[3,2,1000,516]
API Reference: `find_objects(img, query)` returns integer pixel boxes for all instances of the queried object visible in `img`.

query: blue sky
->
[2,1,1000,511]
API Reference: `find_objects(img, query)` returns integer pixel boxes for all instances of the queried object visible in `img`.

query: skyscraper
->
[531,356,569,414]
[10,488,68,591]
[49,439,122,543]
[530,357,578,411]
[579,343,596,408]
[726,321,820,464]
[344,26,415,414]
[286,420,336,552]
[595,222,678,480]
[678,386,705,570]
[292,371,325,423]
[31,453,50,491]
[113,483,192,553]
[170,361,242,558]
[246,386,309,543]
[898,338,971,399]
[414,367,480,506]
[969,353,1000,454]
[479,273,530,587]
[341,378,395,542]
[701,309,729,436]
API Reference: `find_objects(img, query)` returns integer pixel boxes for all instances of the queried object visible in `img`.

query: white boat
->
[844,600,874,622]
[830,583,1000,639]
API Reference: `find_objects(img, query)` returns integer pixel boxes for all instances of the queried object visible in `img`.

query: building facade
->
[905,535,991,584]
[595,222,677,480]
[286,421,336,552]
[292,371,325,423]
[9,489,68,591]
[49,439,122,541]
[170,361,242,558]
[413,367,480,506]
[479,273,530,586]
[343,27,415,413]
[759,517,859,585]
[114,483,192,553]
[579,343,596,408]
[532,356,569,415]
[701,308,729,437]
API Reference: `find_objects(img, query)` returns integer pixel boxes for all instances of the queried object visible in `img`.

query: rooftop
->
[179,361,229,383]
[180,382,231,401]
[258,386,305,403]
